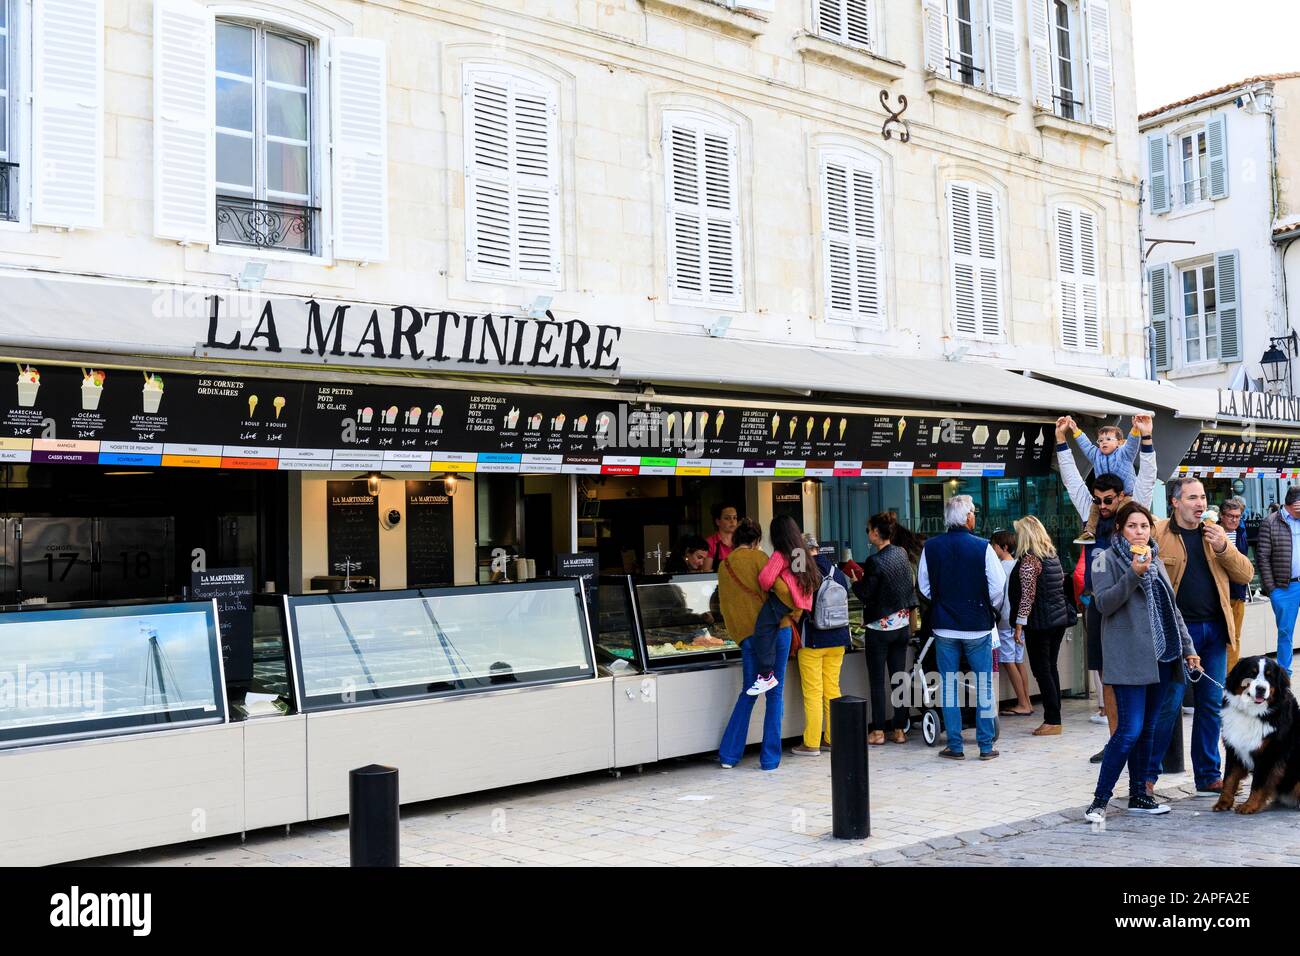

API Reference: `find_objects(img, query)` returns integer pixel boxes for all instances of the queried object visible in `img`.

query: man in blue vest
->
[918,494,1005,760]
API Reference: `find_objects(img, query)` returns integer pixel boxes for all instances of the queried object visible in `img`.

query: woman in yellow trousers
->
[793,534,852,756]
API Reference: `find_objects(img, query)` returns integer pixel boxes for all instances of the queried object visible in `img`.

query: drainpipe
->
[1138,180,1156,380]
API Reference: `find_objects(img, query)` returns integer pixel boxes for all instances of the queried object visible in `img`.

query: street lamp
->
[1260,331,1300,396]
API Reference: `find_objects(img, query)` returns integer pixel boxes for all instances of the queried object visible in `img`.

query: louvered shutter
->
[464,67,560,285]
[1215,250,1241,361]
[818,0,874,49]
[949,182,1003,340]
[1028,0,1053,109]
[665,113,741,308]
[153,0,212,243]
[1149,263,1171,371]
[821,153,882,325]
[1056,206,1100,351]
[32,0,103,228]
[332,38,389,262]
[986,0,1020,97]
[922,0,946,73]
[1206,114,1229,200]
[1083,0,1113,129]
[1147,133,1170,215]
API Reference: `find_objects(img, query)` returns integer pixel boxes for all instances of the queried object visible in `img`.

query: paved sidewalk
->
[79,698,1197,867]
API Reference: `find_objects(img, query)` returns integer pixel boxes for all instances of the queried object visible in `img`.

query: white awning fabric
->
[1026,370,1222,421]
[616,329,1147,417]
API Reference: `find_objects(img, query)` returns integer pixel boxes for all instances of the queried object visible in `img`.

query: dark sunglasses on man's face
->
[1092,495,1119,506]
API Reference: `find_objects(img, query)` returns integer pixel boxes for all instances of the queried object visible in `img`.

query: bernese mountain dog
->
[1213,655,1300,814]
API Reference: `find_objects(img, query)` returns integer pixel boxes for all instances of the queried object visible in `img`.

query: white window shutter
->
[464,68,559,285]
[1206,114,1229,200]
[153,0,212,244]
[1078,209,1101,350]
[1147,133,1170,214]
[1028,0,1053,109]
[1083,0,1113,129]
[332,38,389,263]
[821,153,882,325]
[986,0,1019,97]
[1056,207,1079,349]
[1149,263,1171,371]
[1216,249,1241,361]
[32,0,103,229]
[846,0,875,49]
[665,113,740,308]
[817,0,845,42]
[923,0,947,73]
[949,182,1003,340]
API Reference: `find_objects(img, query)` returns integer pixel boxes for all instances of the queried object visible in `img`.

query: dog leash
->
[1185,667,1226,693]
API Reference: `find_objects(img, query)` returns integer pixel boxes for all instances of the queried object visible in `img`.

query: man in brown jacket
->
[1148,478,1254,795]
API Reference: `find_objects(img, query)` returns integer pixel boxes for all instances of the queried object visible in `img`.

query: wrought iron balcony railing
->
[0,162,17,223]
[215,194,318,255]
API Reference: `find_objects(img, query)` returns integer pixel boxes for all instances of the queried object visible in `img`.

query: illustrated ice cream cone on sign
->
[715,409,725,435]
[142,372,164,414]
[81,369,105,411]
[896,417,906,441]
[684,411,694,437]
[823,417,832,441]
[273,396,287,419]
[805,416,814,440]
[247,394,259,418]
[15,364,39,407]
[787,417,797,440]
[839,418,847,442]
[770,413,780,439]
[700,411,711,437]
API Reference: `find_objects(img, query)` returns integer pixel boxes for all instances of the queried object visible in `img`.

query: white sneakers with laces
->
[746,673,779,696]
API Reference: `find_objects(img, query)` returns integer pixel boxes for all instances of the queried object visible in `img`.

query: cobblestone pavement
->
[78,698,1208,867]
[842,786,1300,867]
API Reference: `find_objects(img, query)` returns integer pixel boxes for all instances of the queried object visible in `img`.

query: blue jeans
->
[1095,660,1175,804]
[1186,619,1229,787]
[935,633,997,755]
[1270,584,1300,676]
[1143,668,1185,788]
[719,626,792,770]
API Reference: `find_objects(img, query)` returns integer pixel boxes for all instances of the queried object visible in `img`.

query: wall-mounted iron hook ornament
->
[880,89,910,143]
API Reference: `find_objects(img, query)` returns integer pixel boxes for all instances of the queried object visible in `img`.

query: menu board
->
[326,481,380,584]
[1,361,1056,477]
[556,552,599,630]
[190,567,254,684]
[405,481,454,586]
[1177,430,1300,479]
[772,482,805,525]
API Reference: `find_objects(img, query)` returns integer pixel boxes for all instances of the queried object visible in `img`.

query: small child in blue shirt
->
[1071,422,1141,542]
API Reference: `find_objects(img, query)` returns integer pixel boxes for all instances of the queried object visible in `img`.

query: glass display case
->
[0,600,226,749]
[283,580,594,711]
[595,573,740,670]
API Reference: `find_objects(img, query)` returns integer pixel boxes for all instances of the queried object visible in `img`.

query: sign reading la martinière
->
[1217,389,1300,427]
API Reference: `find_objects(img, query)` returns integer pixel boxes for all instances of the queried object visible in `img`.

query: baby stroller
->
[906,629,1001,747]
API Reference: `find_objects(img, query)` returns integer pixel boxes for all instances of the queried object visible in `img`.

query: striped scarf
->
[1110,535,1180,663]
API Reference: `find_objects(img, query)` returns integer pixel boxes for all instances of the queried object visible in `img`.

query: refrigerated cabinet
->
[596,573,870,766]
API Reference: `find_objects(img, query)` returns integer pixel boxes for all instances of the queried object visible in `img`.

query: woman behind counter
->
[1085,501,1201,823]
[717,518,804,771]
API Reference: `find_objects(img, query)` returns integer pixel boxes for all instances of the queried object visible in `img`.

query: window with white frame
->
[214,19,316,254]
[0,0,17,222]
[947,181,1003,340]
[1180,261,1218,364]
[1178,128,1209,206]
[1048,0,1082,121]
[819,149,883,325]
[815,0,877,52]
[1055,205,1100,351]
[663,111,742,308]
[924,0,1019,97]
[462,65,561,287]
[1146,115,1226,215]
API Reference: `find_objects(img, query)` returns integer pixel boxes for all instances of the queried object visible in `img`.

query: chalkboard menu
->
[773,482,805,525]
[556,552,599,630]
[1179,430,1300,477]
[405,480,454,586]
[190,566,254,684]
[326,481,380,584]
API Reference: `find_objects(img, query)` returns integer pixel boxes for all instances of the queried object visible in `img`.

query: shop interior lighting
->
[443,473,460,496]
[236,261,269,291]
[355,471,393,495]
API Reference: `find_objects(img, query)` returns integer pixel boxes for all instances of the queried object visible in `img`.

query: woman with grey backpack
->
[792,532,853,756]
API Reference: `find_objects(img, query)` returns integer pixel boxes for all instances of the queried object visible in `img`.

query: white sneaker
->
[1084,800,1107,824]
[746,673,779,696]
[1182,705,1195,715]
[1089,712,1108,725]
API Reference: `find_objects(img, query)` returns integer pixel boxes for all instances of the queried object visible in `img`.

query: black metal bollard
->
[349,764,400,867]
[830,695,870,839]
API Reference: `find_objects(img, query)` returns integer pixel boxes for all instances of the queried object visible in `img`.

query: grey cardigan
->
[1090,546,1194,686]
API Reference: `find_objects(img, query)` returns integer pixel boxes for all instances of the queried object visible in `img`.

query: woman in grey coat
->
[1085,501,1201,823]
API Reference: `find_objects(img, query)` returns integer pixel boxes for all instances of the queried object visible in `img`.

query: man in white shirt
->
[918,494,1006,760]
